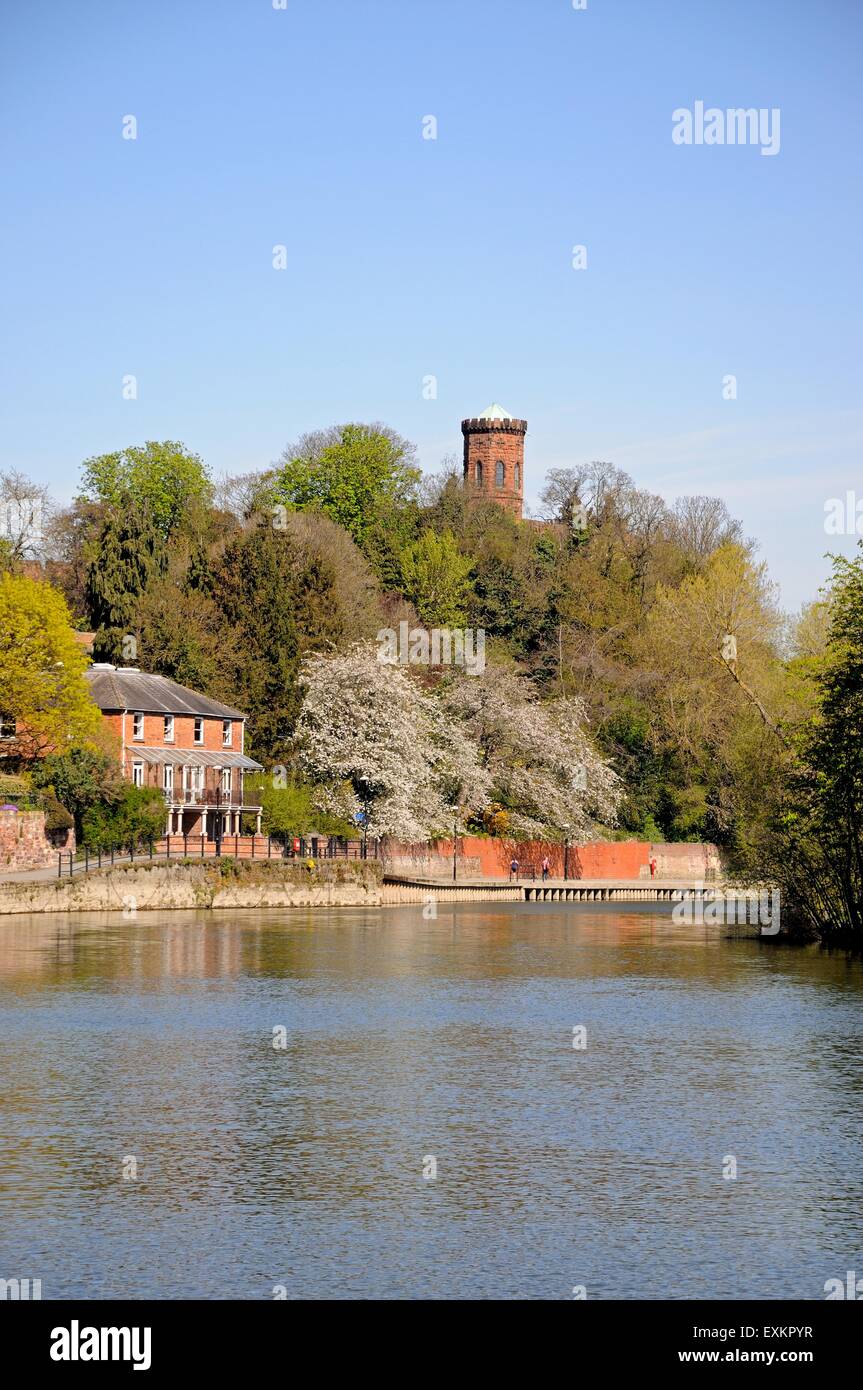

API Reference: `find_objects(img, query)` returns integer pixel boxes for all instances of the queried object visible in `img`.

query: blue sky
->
[1,0,861,609]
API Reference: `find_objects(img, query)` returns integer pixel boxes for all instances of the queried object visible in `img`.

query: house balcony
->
[163,789,262,811]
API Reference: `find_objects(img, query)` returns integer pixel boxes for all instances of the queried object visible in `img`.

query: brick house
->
[84,665,264,840]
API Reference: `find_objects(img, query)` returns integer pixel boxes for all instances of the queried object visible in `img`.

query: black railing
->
[60,835,381,877]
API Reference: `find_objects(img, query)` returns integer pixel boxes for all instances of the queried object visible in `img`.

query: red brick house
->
[85,665,263,840]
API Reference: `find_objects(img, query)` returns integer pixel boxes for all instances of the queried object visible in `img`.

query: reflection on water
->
[0,904,861,1299]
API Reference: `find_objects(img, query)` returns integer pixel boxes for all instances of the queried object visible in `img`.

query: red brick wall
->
[384,837,721,880]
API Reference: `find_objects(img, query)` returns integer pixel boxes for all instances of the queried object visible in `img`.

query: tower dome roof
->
[477,402,512,420]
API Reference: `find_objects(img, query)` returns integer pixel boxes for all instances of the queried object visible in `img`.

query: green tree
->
[399,530,473,626]
[85,503,166,662]
[31,745,123,836]
[271,423,421,579]
[78,441,213,540]
[81,784,165,851]
[218,521,303,763]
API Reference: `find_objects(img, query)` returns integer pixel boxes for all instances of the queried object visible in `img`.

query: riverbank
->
[0,858,383,915]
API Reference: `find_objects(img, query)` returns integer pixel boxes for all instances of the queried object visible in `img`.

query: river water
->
[0,903,861,1300]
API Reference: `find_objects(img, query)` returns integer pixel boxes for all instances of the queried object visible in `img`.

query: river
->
[1,903,861,1299]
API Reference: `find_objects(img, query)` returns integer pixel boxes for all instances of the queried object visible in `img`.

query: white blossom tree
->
[439,667,621,840]
[294,643,619,842]
[295,644,491,838]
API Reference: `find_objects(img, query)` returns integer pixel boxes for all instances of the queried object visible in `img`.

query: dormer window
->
[495,460,505,487]
[164,715,174,742]
[194,717,204,745]
[222,720,232,747]
[132,713,144,740]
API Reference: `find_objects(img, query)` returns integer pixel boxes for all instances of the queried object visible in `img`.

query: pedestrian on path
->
[541,855,550,881]
[510,857,519,881]
[649,855,658,879]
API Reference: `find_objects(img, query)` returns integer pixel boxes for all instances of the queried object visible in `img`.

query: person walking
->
[510,857,519,881]
[649,855,658,879]
[541,855,550,881]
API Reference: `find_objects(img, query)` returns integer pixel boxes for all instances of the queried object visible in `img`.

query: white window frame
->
[194,717,204,745]
[132,760,144,788]
[132,712,144,741]
[164,715,174,742]
[163,765,174,796]
[221,767,232,796]
[222,720,232,747]
[190,766,204,798]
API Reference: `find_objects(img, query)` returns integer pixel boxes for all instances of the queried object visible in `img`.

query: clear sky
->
[1,0,861,610]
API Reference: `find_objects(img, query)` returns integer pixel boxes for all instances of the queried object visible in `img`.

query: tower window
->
[475,460,483,486]
[495,460,505,487]
[514,462,520,488]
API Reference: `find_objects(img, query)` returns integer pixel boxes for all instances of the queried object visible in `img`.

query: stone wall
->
[0,858,382,915]
[0,808,74,872]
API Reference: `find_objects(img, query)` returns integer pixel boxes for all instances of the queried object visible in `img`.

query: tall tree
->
[78,441,213,540]
[0,573,101,763]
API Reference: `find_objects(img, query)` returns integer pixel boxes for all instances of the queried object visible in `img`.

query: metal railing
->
[59,835,381,877]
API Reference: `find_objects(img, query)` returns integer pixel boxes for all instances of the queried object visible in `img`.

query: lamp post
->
[214,784,222,858]
[452,810,458,883]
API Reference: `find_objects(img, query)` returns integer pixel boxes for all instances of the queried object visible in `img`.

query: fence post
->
[184,832,188,858]
[98,847,102,870]
[166,835,170,860]
[149,838,153,861]
[251,834,255,859]
[235,833,239,858]
[57,853,61,880]
[68,851,74,878]
[267,836,271,859]
[111,844,115,866]
[130,841,134,864]
[84,847,89,873]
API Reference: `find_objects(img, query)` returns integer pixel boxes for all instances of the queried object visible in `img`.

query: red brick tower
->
[462,403,526,519]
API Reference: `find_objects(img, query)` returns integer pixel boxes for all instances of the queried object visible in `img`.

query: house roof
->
[85,666,247,720]
[128,747,262,771]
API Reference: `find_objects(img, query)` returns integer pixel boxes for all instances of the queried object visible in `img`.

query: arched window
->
[495,459,505,487]
[475,460,483,486]
[514,462,520,489]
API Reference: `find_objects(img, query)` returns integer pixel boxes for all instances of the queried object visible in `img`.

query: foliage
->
[0,573,101,762]
[80,784,165,852]
[78,441,213,540]
[398,529,473,626]
[271,423,421,580]
[30,744,123,834]
[244,774,353,840]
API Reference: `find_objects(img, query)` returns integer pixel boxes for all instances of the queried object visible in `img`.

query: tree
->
[85,503,166,662]
[78,441,213,540]
[31,744,123,835]
[0,468,50,564]
[399,530,473,626]
[271,423,421,582]
[439,666,621,840]
[0,573,101,763]
[295,643,491,839]
[764,543,863,937]
[81,784,165,851]
[217,521,302,763]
